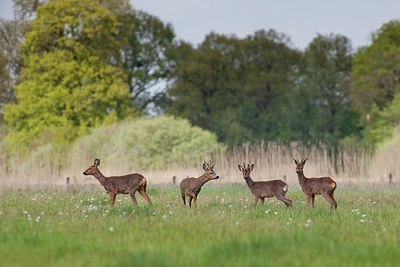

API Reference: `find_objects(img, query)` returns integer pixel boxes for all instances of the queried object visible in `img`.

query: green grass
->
[0,185,399,267]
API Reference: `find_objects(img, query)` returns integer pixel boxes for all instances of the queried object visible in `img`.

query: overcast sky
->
[1,0,400,50]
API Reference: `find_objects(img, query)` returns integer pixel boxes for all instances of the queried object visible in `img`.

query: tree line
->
[1,0,400,150]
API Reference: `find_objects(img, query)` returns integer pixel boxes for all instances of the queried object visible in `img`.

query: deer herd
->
[83,157,337,210]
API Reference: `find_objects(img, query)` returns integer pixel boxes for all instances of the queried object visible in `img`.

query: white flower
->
[109,226,114,232]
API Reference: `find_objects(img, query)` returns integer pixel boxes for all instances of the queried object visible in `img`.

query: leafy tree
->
[0,1,34,112]
[166,30,301,145]
[119,10,176,113]
[4,0,134,149]
[352,20,400,113]
[289,33,361,145]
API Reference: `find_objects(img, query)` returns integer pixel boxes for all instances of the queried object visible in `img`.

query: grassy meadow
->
[0,185,399,267]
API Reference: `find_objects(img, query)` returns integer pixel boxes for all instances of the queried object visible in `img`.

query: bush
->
[70,116,222,170]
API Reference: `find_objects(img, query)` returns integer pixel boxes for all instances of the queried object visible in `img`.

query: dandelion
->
[362,214,367,218]
[236,221,239,225]
[162,215,167,219]
[274,211,278,215]
[109,226,114,232]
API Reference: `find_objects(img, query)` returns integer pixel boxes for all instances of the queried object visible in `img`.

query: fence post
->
[66,177,70,191]
[172,176,177,185]
[388,173,393,185]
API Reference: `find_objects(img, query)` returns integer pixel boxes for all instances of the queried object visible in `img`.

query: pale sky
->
[1,0,400,51]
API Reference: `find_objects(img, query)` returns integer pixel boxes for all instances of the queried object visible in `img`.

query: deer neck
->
[244,176,256,189]
[92,169,107,185]
[196,173,211,188]
[297,171,307,186]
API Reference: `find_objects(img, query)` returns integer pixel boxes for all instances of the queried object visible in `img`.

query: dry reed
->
[1,141,396,190]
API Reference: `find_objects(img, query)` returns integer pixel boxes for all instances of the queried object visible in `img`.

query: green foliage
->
[352,20,400,144]
[167,30,301,145]
[70,116,221,169]
[287,33,361,145]
[352,20,400,112]
[120,10,176,113]
[1,188,399,267]
[3,0,134,149]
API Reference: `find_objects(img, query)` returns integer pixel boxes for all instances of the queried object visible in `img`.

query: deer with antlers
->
[293,158,337,209]
[238,162,292,207]
[180,161,219,208]
[83,158,152,206]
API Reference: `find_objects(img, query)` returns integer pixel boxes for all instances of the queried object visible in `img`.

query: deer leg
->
[108,192,117,207]
[129,191,138,205]
[306,195,312,207]
[311,194,316,207]
[260,198,265,204]
[330,192,338,209]
[181,193,186,205]
[323,192,337,210]
[276,195,292,208]
[253,195,259,206]
[138,189,152,206]
[188,196,193,208]
[193,195,198,208]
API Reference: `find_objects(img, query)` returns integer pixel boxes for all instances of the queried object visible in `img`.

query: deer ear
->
[94,158,100,166]
[302,158,308,164]
[293,158,298,164]
[249,164,254,172]
[238,165,243,171]
[203,162,208,171]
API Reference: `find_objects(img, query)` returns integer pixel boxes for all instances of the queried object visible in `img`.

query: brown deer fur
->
[83,158,152,206]
[293,158,337,209]
[238,163,292,207]
[180,161,219,208]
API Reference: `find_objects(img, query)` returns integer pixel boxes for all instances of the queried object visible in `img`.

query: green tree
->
[120,10,176,113]
[166,30,301,145]
[289,33,360,145]
[352,20,400,113]
[4,0,134,149]
[352,20,400,144]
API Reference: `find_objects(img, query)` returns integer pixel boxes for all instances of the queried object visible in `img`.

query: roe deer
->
[238,163,292,207]
[180,161,219,208]
[293,158,337,209]
[83,158,152,207]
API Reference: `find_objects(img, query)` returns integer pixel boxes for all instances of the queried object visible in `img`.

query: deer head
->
[83,158,101,175]
[202,161,219,180]
[293,158,307,174]
[238,162,254,178]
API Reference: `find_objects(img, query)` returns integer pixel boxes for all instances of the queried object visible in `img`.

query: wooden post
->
[389,173,393,185]
[66,177,70,191]
[172,176,176,185]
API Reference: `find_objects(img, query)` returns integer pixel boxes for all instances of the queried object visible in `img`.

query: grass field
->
[0,185,399,267]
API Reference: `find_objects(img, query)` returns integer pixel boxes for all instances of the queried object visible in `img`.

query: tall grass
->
[0,140,379,189]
